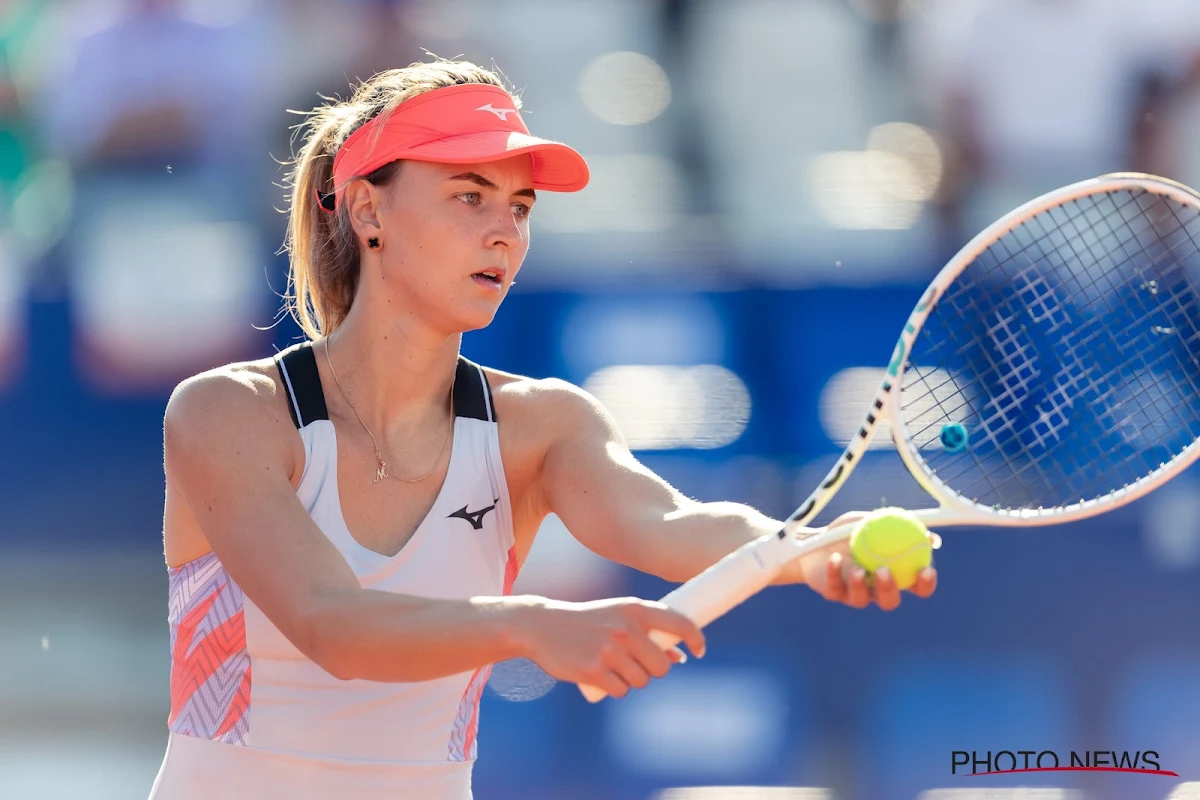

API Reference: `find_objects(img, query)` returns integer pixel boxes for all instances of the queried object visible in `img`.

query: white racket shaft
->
[578,523,855,703]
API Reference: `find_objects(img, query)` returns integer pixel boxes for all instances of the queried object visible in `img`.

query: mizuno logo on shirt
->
[448,503,497,530]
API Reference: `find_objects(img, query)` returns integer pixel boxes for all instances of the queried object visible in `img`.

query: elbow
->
[310,642,359,682]
[295,598,361,681]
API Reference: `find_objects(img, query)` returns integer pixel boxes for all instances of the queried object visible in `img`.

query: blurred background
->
[2,0,1200,798]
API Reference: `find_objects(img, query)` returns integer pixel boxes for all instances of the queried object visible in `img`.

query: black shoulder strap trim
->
[454,357,496,422]
[274,342,329,429]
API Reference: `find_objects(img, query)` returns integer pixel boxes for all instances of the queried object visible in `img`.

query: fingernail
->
[853,568,867,581]
[876,567,892,582]
[920,567,935,579]
[673,648,688,665]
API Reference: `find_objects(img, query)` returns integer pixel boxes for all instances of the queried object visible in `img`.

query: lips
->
[471,267,507,287]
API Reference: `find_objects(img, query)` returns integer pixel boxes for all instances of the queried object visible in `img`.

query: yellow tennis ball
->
[848,507,933,591]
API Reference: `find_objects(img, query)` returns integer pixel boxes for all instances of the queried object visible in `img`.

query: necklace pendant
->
[374,463,389,483]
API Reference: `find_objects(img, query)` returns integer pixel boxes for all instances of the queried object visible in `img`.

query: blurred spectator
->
[339,0,419,88]
[908,0,1200,236]
[40,0,277,178]
[268,0,418,239]
[1131,24,1200,181]
[655,0,715,220]
[276,0,419,109]
[0,0,51,388]
[0,2,40,209]
[32,0,287,393]
[0,0,54,240]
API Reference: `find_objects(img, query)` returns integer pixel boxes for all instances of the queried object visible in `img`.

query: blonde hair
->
[281,59,520,340]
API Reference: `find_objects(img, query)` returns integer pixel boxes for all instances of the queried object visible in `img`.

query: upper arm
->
[534,380,694,565]
[163,370,361,666]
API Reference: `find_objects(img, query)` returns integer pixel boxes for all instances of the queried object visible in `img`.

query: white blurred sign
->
[70,189,263,392]
[604,668,789,779]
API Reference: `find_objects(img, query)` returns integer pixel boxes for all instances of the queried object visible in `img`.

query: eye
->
[456,192,482,205]
[511,203,532,220]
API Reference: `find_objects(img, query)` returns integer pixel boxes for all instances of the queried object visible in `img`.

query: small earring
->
[367,237,381,250]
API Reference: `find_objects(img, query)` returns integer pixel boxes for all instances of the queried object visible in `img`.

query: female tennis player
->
[149,59,937,799]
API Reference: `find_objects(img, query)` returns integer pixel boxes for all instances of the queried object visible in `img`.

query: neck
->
[321,296,460,440]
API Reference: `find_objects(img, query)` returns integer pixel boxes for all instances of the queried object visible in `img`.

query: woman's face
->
[353,154,536,335]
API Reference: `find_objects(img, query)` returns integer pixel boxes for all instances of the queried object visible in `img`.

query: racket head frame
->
[790,172,1200,533]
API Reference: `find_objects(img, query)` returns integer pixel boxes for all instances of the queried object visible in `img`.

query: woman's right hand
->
[512,597,706,699]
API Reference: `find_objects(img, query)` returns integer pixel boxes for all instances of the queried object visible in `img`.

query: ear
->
[344,179,384,244]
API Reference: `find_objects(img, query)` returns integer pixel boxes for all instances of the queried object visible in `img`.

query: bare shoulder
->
[165,354,301,479]
[482,367,617,441]
[481,367,622,533]
[166,355,288,428]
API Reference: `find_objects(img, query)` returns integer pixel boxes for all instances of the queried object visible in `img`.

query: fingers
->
[604,648,652,692]
[825,552,910,610]
[625,628,676,680]
[590,668,632,699]
[604,619,693,698]
[824,551,849,602]
[844,564,872,608]
[823,553,871,607]
[638,605,707,659]
[872,567,902,611]
[911,566,937,597]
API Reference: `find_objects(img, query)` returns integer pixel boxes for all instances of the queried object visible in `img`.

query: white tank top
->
[149,342,518,800]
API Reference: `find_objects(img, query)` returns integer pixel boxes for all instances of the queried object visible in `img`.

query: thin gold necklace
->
[323,337,454,484]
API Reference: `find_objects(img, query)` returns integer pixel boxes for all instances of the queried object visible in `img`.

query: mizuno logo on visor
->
[476,103,515,120]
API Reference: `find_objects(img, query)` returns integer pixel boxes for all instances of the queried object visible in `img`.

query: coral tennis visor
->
[322,83,590,210]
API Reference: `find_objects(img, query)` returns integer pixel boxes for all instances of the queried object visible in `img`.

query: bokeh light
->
[584,364,751,450]
[578,50,672,126]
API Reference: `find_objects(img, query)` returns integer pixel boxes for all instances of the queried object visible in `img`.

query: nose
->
[487,206,525,250]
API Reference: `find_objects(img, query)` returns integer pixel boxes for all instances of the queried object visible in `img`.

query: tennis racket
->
[581,172,1200,702]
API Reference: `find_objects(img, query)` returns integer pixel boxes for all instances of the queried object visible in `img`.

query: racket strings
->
[991,194,1200,499]
[907,194,1175,406]
[1079,192,1200,405]
[909,211,1107,502]
[899,187,1200,511]
[983,193,1200,499]
[1127,194,1200,388]
[1035,196,1200,434]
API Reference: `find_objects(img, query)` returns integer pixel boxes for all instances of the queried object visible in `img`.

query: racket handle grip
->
[578,533,796,703]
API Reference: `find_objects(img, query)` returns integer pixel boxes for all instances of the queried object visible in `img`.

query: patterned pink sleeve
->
[166,552,252,745]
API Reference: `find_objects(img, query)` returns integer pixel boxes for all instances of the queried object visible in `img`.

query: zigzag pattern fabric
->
[447,664,492,761]
[167,552,252,745]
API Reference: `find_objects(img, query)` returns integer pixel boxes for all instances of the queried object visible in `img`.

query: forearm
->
[307,589,538,682]
[537,385,812,587]
[628,500,785,584]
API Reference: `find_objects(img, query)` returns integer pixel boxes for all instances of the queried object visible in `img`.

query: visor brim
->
[399,131,590,193]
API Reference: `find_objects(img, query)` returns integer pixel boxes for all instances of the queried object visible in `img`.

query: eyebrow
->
[449,172,537,200]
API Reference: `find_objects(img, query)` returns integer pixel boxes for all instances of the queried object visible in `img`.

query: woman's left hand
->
[778,512,939,611]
